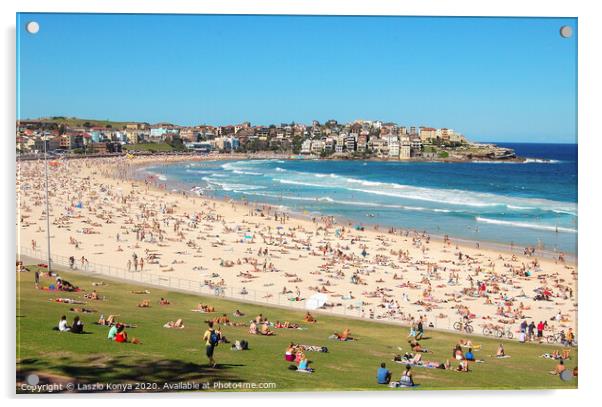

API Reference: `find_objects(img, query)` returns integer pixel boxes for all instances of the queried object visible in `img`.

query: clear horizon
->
[17,14,577,143]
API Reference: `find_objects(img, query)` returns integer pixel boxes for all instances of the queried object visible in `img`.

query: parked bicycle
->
[496,327,514,339]
[546,330,566,344]
[453,319,474,334]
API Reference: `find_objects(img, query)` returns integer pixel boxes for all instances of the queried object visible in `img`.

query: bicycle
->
[495,327,514,340]
[453,319,474,334]
[482,323,496,336]
[546,330,565,344]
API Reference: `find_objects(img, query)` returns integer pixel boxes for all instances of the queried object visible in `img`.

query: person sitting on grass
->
[456,359,470,372]
[496,344,507,358]
[297,353,312,372]
[163,318,185,329]
[58,315,70,332]
[550,359,566,375]
[108,323,119,340]
[409,340,428,353]
[377,362,392,384]
[304,312,317,323]
[453,345,464,360]
[399,365,415,387]
[197,304,215,313]
[115,324,128,343]
[233,309,245,317]
[85,290,99,300]
[99,314,114,326]
[260,323,273,336]
[71,316,84,334]
[285,343,296,362]
[334,328,352,341]
[138,299,150,308]
[159,297,170,305]
[214,314,230,325]
[248,321,258,335]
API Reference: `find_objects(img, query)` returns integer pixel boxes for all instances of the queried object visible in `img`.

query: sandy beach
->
[16,155,578,337]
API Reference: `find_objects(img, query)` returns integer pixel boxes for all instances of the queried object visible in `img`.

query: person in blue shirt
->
[377,362,392,384]
[464,348,475,361]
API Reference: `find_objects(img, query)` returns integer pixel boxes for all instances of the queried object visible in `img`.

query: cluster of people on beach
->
[18,156,577,343]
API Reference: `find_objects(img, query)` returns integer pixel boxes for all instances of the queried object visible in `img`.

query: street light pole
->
[43,137,52,273]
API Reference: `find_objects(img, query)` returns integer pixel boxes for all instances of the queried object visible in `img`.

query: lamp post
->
[43,137,52,273]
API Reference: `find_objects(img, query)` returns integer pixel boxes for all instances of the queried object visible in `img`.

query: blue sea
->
[142,143,577,254]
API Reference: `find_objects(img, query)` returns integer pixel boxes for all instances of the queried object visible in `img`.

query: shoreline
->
[16,155,578,338]
[17,150,531,164]
[133,156,577,263]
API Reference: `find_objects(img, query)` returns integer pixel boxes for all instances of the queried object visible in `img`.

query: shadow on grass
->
[17,355,245,392]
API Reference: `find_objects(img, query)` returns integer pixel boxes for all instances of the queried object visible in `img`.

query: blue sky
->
[17,14,577,143]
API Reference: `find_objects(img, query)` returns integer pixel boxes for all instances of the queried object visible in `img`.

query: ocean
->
[142,143,577,254]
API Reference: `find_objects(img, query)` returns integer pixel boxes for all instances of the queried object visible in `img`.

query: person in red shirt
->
[115,325,128,343]
[537,321,545,342]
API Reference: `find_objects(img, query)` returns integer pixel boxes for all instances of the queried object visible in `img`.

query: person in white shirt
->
[58,315,70,332]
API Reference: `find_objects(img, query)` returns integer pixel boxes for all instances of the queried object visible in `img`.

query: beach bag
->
[209,330,220,346]
[320,346,328,353]
[240,340,248,350]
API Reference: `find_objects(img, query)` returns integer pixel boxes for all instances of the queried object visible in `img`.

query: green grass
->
[16,266,577,393]
[123,143,175,152]
[34,117,131,130]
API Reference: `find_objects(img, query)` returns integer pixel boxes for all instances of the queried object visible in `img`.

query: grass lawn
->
[16,265,578,393]
[37,117,131,130]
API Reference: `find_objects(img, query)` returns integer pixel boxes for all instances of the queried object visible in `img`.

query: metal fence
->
[18,245,532,337]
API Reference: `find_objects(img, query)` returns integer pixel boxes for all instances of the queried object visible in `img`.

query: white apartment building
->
[300,139,312,154]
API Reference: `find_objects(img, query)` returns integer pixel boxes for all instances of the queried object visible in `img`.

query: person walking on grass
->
[416,317,425,340]
[203,321,221,368]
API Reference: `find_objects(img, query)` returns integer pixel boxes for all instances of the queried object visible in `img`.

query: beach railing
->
[18,245,570,339]
[18,245,369,318]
